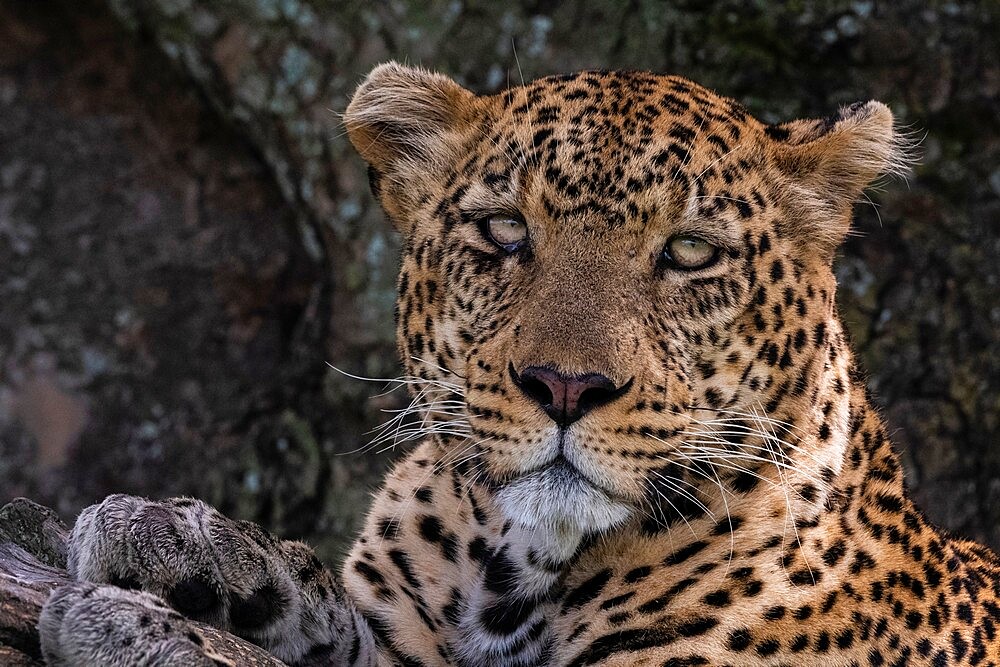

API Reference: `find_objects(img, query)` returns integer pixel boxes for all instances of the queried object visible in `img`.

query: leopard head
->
[345,63,906,541]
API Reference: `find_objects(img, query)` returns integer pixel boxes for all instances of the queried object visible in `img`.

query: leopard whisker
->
[668,451,814,497]
[378,404,466,416]
[327,363,465,397]
[681,422,828,470]
[644,471,703,538]
[675,421,823,474]
[750,406,815,582]
[752,404,817,587]
[648,469,715,519]
[688,407,803,433]
[511,41,540,171]
[650,430,818,522]
[688,139,750,188]
[408,355,467,381]
[678,432,826,478]
[359,380,473,454]
[672,407,825,471]
[677,445,825,489]
[371,427,476,455]
[691,194,754,207]
[668,449,773,488]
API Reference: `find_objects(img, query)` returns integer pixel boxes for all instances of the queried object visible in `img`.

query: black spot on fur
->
[623,566,652,583]
[108,572,142,591]
[562,569,613,612]
[167,576,221,618]
[480,596,538,635]
[663,541,708,566]
[483,546,520,596]
[764,124,791,141]
[229,582,289,630]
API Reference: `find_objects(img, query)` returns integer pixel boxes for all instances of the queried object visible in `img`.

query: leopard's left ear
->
[770,101,913,251]
[344,63,475,230]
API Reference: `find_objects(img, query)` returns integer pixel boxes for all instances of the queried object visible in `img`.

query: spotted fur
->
[341,63,998,666]
[42,64,998,666]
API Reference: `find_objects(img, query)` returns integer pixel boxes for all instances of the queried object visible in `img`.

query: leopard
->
[37,62,1000,666]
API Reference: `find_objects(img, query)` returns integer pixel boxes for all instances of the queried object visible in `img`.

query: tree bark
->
[0,499,287,666]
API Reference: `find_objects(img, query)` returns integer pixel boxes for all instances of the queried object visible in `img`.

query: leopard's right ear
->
[345,63,474,222]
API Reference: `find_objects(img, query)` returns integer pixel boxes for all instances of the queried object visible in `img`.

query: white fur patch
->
[496,461,632,553]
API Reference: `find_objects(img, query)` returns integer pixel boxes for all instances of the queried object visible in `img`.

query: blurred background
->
[0,0,997,564]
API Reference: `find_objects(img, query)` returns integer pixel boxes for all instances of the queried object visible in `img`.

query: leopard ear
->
[345,62,474,221]
[769,101,913,252]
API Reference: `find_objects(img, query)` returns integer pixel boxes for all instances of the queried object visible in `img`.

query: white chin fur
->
[496,463,632,540]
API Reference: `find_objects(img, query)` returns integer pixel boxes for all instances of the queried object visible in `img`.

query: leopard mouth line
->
[517,455,624,501]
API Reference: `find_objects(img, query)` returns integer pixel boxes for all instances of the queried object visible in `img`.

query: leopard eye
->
[482,214,528,252]
[663,235,718,270]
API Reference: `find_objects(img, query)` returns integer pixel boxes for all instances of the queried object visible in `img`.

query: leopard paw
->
[39,582,232,666]
[65,494,374,664]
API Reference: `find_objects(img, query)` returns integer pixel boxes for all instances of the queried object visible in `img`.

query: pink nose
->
[510,364,632,427]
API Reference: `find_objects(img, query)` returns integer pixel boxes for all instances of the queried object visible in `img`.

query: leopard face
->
[345,64,904,545]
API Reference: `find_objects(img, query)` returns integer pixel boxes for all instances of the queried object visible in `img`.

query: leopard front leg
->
[41,494,379,666]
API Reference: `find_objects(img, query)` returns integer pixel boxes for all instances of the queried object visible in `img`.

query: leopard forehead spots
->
[466,72,760,227]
